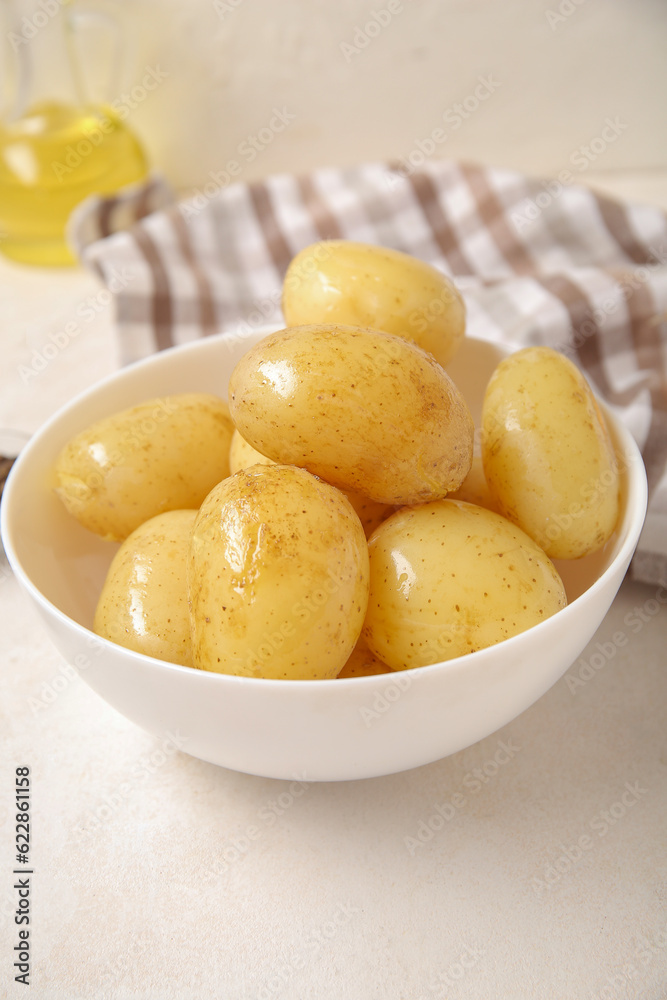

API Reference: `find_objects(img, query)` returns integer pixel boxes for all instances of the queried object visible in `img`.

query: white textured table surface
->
[1,173,666,1000]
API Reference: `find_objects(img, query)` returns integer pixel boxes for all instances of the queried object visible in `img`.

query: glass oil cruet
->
[0,0,149,266]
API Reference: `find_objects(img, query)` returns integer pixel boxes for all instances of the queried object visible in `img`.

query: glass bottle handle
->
[65,5,123,108]
[0,3,32,122]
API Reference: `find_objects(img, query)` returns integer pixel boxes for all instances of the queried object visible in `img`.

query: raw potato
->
[482,347,620,559]
[338,637,392,678]
[282,240,466,367]
[229,324,474,505]
[189,464,370,679]
[94,509,197,667]
[229,428,275,475]
[363,499,567,670]
[54,393,234,541]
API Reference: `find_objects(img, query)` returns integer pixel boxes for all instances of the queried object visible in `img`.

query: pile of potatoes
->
[54,241,620,680]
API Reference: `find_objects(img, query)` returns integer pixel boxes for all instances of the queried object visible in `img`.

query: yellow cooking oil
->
[0,100,148,266]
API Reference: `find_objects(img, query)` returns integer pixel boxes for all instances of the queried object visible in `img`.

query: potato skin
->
[448,452,500,513]
[481,347,620,559]
[228,428,393,538]
[363,499,566,670]
[94,509,197,667]
[337,637,392,678]
[341,491,394,540]
[229,325,474,505]
[55,393,234,541]
[189,464,370,679]
[228,428,275,475]
[282,240,466,367]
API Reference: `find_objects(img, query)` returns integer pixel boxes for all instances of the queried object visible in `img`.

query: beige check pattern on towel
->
[70,160,667,587]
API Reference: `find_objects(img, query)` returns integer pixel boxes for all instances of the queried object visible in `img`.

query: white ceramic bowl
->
[1,331,647,781]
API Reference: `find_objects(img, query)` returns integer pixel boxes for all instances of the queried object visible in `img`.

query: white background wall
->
[91,0,667,197]
[6,0,663,194]
[4,0,666,198]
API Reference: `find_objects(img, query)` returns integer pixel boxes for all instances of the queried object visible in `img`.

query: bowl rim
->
[1,328,648,689]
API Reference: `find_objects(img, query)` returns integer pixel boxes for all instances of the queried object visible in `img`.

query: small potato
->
[338,637,392,678]
[282,240,466,367]
[54,393,234,541]
[94,509,197,666]
[341,490,394,539]
[229,428,275,475]
[229,325,474,505]
[448,452,500,513]
[189,464,370,679]
[228,428,392,538]
[363,499,566,670]
[482,347,620,559]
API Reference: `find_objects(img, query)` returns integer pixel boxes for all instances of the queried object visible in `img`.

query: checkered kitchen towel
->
[69,160,667,587]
